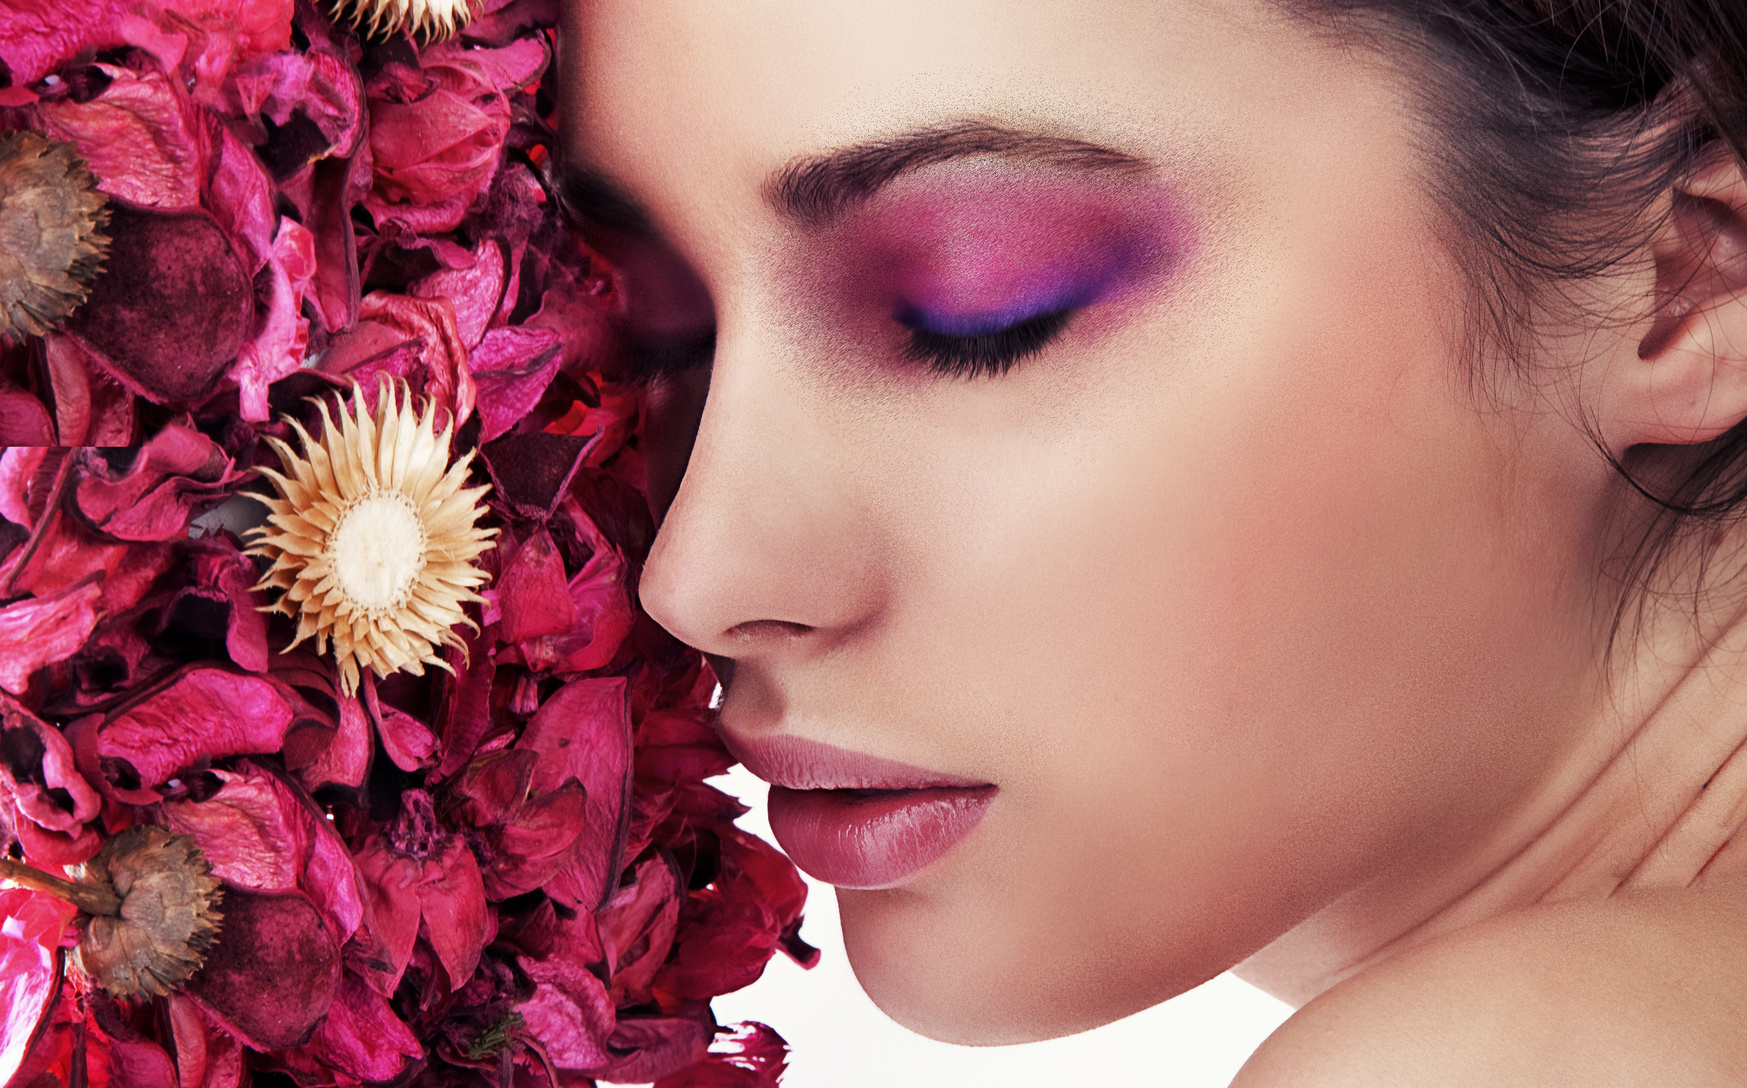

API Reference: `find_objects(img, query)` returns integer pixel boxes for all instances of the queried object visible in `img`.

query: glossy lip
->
[718,730,991,791]
[720,731,999,889]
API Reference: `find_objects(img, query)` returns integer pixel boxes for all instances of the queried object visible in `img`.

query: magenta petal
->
[89,991,179,1088]
[470,326,562,442]
[92,668,295,802]
[37,64,208,212]
[452,748,538,828]
[0,579,100,694]
[294,689,371,791]
[414,836,492,990]
[353,841,422,993]
[167,995,245,1088]
[304,973,422,1081]
[652,1022,793,1088]
[585,1006,715,1085]
[498,527,575,644]
[0,695,101,835]
[362,672,437,771]
[480,780,585,900]
[596,851,682,1004]
[0,889,70,1087]
[162,767,304,892]
[411,238,505,347]
[73,424,236,542]
[207,126,276,269]
[185,890,341,1051]
[518,678,632,910]
[68,208,254,404]
[0,386,54,445]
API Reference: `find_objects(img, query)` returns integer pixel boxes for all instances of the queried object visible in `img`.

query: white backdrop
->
[689,766,1295,1088]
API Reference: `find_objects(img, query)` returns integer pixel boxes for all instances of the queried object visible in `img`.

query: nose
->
[637,330,886,663]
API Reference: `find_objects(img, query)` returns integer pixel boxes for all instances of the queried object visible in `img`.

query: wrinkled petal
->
[470,325,561,442]
[497,526,573,643]
[1,693,102,837]
[0,579,100,694]
[0,888,71,1087]
[299,973,422,1082]
[38,64,209,212]
[362,672,437,771]
[184,890,341,1051]
[651,1022,793,1088]
[84,668,295,803]
[73,423,238,542]
[518,677,631,910]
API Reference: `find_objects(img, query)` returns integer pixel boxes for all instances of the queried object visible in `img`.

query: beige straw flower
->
[329,0,478,41]
[0,131,109,342]
[246,380,497,697]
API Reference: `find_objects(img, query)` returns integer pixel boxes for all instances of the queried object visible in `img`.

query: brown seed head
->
[69,824,225,999]
[0,131,110,342]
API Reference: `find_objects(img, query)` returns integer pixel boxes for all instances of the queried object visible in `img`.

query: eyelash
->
[612,307,1074,386]
[615,330,717,388]
[902,308,1075,379]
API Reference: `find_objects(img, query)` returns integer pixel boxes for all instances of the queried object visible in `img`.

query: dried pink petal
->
[72,424,238,542]
[471,325,562,442]
[183,889,341,1051]
[517,678,632,910]
[0,579,100,694]
[83,668,296,803]
[411,237,505,348]
[0,888,73,1088]
[38,64,208,213]
[652,1022,793,1088]
[297,973,422,1082]
[497,526,574,643]
[66,207,254,405]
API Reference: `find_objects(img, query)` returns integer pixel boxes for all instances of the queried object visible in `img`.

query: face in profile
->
[558,0,1648,1045]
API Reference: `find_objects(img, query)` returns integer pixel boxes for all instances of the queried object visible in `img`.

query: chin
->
[835,884,1210,1046]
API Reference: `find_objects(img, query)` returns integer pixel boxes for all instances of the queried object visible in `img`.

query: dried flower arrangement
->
[0,1,816,1085]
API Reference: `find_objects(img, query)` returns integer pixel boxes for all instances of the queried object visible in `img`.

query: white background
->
[685,767,1294,1088]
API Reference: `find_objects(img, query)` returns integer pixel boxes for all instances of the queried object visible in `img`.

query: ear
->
[1606,152,1747,448]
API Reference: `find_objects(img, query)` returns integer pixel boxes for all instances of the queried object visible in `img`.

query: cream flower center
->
[328,491,428,612]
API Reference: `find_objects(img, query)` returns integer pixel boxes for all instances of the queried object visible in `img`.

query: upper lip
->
[719,729,991,791]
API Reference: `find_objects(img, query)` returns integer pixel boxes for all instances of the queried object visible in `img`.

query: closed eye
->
[900,308,1075,379]
[616,329,717,387]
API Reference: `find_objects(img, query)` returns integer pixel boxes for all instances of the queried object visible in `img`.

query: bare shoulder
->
[1231,881,1747,1088]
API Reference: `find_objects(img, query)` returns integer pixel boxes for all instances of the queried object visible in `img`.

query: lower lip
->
[766,785,997,890]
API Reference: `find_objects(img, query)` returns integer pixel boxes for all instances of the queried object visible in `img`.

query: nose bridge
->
[639,328,883,655]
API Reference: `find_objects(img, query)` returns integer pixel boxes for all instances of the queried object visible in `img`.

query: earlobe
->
[1611,155,1747,448]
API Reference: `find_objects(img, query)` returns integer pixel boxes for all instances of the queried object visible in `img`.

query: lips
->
[722,732,996,890]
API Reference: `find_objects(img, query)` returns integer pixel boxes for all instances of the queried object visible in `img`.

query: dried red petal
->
[85,668,295,803]
[67,207,253,404]
[38,64,209,212]
[651,1022,793,1088]
[0,387,54,445]
[497,526,574,643]
[0,579,100,695]
[597,851,682,1006]
[0,889,71,1087]
[297,973,422,1082]
[517,677,632,910]
[1,694,102,840]
[167,994,245,1088]
[72,424,238,542]
[471,325,562,442]
[184,889,341,1051]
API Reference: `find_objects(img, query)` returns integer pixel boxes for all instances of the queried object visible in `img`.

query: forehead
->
[556,0,1371,232]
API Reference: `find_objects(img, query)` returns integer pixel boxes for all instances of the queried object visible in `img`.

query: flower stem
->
[0,857,120,916]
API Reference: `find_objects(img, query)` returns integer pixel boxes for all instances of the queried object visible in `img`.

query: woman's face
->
[561,0,1617,1043]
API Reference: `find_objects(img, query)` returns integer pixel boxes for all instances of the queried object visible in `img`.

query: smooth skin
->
[557,0,1747,1079]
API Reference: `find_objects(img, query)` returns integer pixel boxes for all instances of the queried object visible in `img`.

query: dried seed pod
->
[69,825,225,998]
[329,0,477,41]
[0,131,109,342]
[245,379,498,696]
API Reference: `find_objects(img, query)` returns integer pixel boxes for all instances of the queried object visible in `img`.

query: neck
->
[1237,584,1747,1006]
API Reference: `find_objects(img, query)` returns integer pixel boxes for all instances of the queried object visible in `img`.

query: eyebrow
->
[768,120,1152,224]
[558,119,1152,237]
